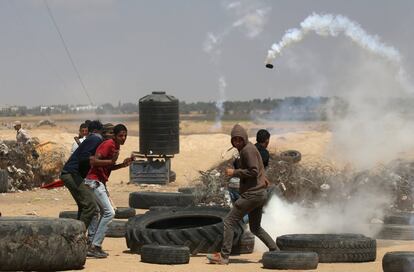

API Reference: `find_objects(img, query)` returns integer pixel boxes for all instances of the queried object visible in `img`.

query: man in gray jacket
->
[207,124,278,265]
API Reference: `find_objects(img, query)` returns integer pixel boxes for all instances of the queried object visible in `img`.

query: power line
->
[7,0,80,105]
[43,0,94,105]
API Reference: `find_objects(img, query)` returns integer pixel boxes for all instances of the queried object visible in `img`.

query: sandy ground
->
[0,120,413,271]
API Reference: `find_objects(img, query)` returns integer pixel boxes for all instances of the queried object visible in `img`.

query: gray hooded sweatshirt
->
[231,124,266,194]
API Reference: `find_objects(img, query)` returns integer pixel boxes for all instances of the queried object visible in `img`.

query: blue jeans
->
[85,179,115,247]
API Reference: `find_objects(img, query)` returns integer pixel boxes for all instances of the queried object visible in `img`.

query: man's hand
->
[122,157,133,167]
[225,168,235,177]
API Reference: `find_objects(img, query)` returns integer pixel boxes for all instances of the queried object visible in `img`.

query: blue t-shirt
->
[63,133,103,176]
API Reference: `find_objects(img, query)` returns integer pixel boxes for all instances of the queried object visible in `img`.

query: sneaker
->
[95,246,109,257]
[87,246,107,259]
[206,252,229,265]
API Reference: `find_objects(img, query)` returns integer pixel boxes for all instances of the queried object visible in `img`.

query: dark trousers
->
[221,189,277,258]
[61,172,97,228]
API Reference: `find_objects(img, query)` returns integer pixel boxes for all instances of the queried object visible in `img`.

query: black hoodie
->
[230,124,266,193]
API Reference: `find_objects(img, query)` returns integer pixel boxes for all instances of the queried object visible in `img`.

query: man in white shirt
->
[71,123,89,154]
[13,121,31,145]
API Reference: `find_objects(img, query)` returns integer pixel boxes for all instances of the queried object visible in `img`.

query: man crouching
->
[207,124,278,265]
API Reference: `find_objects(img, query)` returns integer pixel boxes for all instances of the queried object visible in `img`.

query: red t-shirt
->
[86,139,120,183]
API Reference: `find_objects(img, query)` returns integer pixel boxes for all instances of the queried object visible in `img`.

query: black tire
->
[0,217,87,271]
[382,251,414,272]
[178,187,196,194]
[376,224,414,240]
[129,192,195,209]
[169,171,176,182]
[106,220,127,238]
[262,251,319,270]
[276,234,376,263]
[59,210,78,220]
[141,245,190,264]
[126,206,244,255]
[115,207,136,219]
[0,169,8,193]
[279,150,301,163]
[231,231,255,255]
[384,213,414,225]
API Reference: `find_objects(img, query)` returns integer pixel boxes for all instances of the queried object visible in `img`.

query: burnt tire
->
[126,206,243,255]
[279,150,301,164]
[382,251,414,272]
[376,224,414,240]
[115,207,136,219]
[231,231,255,255]
[0,217,87,271]
[262,251,319,270]
[59,210,78,219]
[276,234,376,263]
[141,245,190,264]
[129,192,195,209]
[0,169,8,193]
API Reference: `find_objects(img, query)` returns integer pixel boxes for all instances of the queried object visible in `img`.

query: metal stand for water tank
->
[129,152,174,185]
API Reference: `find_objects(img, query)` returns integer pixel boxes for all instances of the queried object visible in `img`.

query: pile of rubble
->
[0,140,66,191]
[195,153,414,212]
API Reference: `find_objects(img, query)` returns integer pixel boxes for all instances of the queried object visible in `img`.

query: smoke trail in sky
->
[266,13,401,63]
[204,1,271,129]
[212,76,227,129]
[265,13,413,91]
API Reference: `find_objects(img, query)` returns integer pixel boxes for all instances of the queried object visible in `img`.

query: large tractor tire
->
[126,206,244,255]
[0,217,87,271]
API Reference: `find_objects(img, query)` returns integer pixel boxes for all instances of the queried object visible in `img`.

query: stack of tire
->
[59,207,137,238]
[126,206,254,264]
[376,211,414,240]
[262,234,376,270]
[0,217,87,271]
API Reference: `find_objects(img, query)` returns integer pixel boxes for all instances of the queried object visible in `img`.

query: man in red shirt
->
[84,124,132,258]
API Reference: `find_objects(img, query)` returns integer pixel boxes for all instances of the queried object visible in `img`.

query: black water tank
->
[139,91,179,155]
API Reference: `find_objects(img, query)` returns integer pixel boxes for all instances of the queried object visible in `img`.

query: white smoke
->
[204,0,271,130]
[266,13,401,63]
[256,13,414,250]
[213,76,227,129]
[265,13,413,92]
[256,189,391,251]
[204,0,271,55]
